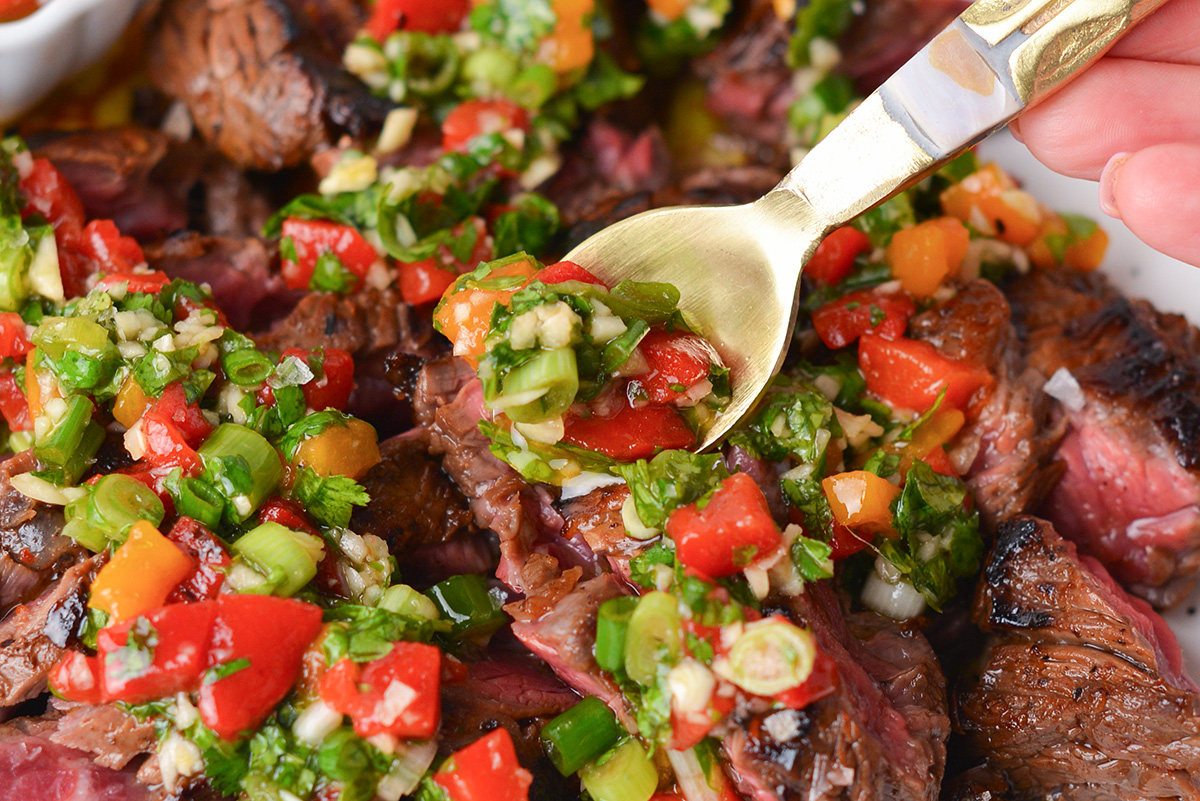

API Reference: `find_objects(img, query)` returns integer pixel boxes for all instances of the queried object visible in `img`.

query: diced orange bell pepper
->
[1064,225,1109,272]
[886,217,969,298]
[902,407,965,467]
[540,0,595,73]
[940,163,1043,247]
[433,257,539,367]
[88,521,196,623]
[822,471,901,539]
[112,377,152,429]
[1026,214,1069,271]
[647,0,689,20]
[293,418,382,479]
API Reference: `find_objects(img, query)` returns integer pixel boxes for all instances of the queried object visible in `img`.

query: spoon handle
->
[762,0,1169,235]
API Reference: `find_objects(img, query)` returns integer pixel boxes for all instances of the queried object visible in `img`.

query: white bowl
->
[0,0,143,124]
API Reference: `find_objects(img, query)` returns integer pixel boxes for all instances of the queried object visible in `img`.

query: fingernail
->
[1100,152,1132,219]
[1009,121,1025,144]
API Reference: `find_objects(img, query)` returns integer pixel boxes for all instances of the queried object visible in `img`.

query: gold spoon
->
[565,0,1166,450]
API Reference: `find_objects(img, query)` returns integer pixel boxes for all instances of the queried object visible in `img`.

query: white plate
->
[978,131,1200,676]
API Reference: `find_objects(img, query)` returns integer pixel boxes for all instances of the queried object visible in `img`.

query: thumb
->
[1099,143,1200,268]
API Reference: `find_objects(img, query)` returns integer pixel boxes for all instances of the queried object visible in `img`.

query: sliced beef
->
[508,573,633,730]
[256,286,443,432]
[0,734,151,801]
[440,652,579,757]
[908,280,1063,531]
[0,557,97,708]
[45,700,157,771]
[723,582,949,801]
[351,434,476,559]
[690,0,794,170]
[413,357,601,595]
[0,554,42,618]
[837,0,969,91]
[33,128,276,241]
[955,515,1200,799]
[144,233,289,333]
[0,451,80,574]
[33,128,188,241]
[150,0,389,171]
[1008,268,1200,607]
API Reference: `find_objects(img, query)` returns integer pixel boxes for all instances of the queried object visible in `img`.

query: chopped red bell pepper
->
[775,647,839,710]
[667,473,782,578]
[810,288,914,350]
[442,99,530,154]
[920,445,958,477]
[858,333,994,412]
[827,522,871,560]
[806,226,871,286]
[198,595,325,740]
[151,383,215,446]
[280,347,355,411]
[95,271,170,295]
[19,157,85,232]
[670,688,734,752]
[398,258,458,306]
[434,728,532,801]
[258,497,320,538]
[280,218,378,292]
[534,261,605,287]
[165,517,231,603]
[0,312,32,360]
[48,650,104,705]
[0,372,31,432]
[97,602,219,704]
[141,383,213,476]
[631,329,722,404]
[74,220,146,274]
[319,642,441,739]
[561,400,696,460]
[364,0,468,40]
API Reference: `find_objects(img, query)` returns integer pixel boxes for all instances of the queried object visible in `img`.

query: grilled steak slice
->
[0,557,97,708]
[33,128,188,241]
[412,357,601,595]
[150,0,388,171]
[145,233,288,333]
[723,582,949,801]
[0,733,151,801]
[508,573,634,730]
[955,515,1200,799]
[909,280,1063,530]
[0,555,42,619]
[837,0,968,91]
[1008,268,1200,607]
[43,700,157,771]
[351,434,476,559]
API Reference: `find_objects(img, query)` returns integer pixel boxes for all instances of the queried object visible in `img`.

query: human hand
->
[1009,0,1200,267]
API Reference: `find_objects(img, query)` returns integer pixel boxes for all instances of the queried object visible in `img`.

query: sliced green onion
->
[594,596,638,676]
[231,521,324,597]
[541,696,622,777]
[86,474,165,543]
[56,421,104,487]
[199,423,283,521]
[62,495,110,553]
[425,574,507,642]
[579,739,658,801]
[496,348,579,424]
[221,348,274,387]
[725,618,816,697]
[32,316,116,362]
[164,469,225,531]
[33,394,95,467]
[378,584,440,621]
[624,591,681,687]
[0,216,32,312]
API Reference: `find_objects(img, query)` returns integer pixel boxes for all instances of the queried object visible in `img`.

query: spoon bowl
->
[567,0,1166,450]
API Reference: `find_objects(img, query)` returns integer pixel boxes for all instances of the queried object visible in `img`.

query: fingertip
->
[1105,144,1200,268]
